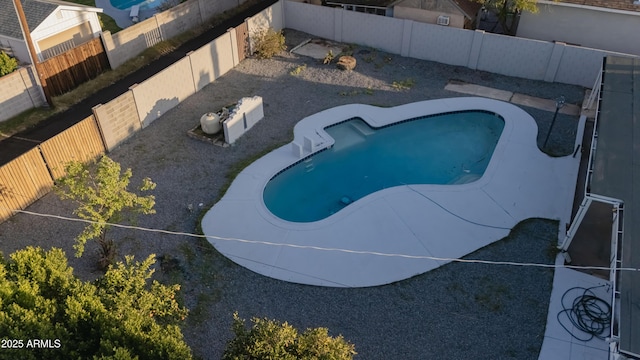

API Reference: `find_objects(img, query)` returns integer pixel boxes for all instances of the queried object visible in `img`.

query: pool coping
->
[202,97,582,287]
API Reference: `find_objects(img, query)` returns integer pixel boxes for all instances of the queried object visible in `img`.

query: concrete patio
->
[202,97,584,287]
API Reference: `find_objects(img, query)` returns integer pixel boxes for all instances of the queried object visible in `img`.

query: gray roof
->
[0,0,98,40]
[590,56,640,358]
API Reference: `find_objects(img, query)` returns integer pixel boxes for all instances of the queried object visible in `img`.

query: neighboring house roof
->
[555,0,640,12]
[326,0,481,17]
[325,0,397,7]
[0,0,101,40]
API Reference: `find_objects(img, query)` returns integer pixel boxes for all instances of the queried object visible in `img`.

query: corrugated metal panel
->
[39,116,106,179]
[0,148,53,222]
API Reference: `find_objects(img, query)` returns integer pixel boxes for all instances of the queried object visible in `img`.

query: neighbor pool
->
[263,111,504,222]
[110,0,162,10]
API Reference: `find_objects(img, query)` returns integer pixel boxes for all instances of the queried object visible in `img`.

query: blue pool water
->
[110,0,161,10]
[263,111,504,223]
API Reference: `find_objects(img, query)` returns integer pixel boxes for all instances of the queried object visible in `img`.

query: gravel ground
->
[0,29,584,359]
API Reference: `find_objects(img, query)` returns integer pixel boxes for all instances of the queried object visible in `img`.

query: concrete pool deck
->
[202,97,585,287]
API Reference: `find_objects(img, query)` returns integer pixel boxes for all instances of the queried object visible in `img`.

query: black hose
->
[557,285,611,342]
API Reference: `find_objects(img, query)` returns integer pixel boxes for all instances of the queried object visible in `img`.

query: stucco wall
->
[283,0,633,87]
[407,21,472,66]
[131,57,196,128]
[188,32,236,92]
[517,4,640,57]
[342,10,404,54]
[282,2,334,40]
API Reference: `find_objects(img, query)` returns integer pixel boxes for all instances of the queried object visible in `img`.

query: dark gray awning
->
[591,56,640,358]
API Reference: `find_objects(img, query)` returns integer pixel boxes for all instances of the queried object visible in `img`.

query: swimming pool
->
[201,98,579,287]
[110,0,162,10]
[264,112,504,222]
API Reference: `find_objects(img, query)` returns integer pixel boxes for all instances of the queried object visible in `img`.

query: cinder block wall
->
[157,1,203,40]
[0,67,46,122]
[199,0,244,20]
[102,0,249,70]
[102,18,163,69]
[92,91,142,151]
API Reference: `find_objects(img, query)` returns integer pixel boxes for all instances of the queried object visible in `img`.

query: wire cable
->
[2,206,639,273]
[557,285,612,341]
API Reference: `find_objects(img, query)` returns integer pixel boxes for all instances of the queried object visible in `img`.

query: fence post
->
[544,41,566,83]
[467,30,485,70]
[18,67,40,108]
[100,31,116,70]
[91,104,111,152]
[280,0,286,29]
[400,19,413,58]
[228,28,240,66]
[197,0,206,25]
[154,14,165,41]
[333,7,343,43]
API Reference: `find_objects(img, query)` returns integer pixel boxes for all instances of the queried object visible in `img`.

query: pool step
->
[304,158,315,172]
[350,122,375,136]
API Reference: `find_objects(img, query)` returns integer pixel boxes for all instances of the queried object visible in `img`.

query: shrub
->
[0,51,18,77]
[290,64,306,76]
[223,312,356,359]
[0,247,192,359]
[252,28,286,59]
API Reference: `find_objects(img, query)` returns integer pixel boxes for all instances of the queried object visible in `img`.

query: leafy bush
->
[223,312,356,359]
[0,247,192,360]
[252,28,286,59]
[0,51,18,77]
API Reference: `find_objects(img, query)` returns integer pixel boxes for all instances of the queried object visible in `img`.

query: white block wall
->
[223,96,265,144]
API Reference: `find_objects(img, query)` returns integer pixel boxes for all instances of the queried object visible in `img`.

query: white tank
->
[200,112,221,134]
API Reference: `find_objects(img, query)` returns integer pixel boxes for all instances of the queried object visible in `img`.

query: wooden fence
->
[0,148,53,222]
[39,37,110,97]
[40,116,106,179]
[236,21,249,62]
[0,116,106,223]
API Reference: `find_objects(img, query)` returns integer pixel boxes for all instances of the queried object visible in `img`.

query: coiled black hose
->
[557,285,611,341]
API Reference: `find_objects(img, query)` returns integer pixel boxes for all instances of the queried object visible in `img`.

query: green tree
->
[223,312,356,360]
[0,51,18,77]
[0,246,191,360]
[55,155,156,268]
[476,0,538,35]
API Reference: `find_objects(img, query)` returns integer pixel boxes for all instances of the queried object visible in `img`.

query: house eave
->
[56,5,104,14]
[537,0,640,16]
